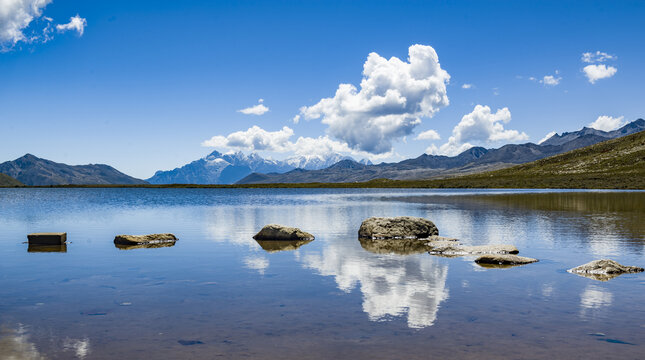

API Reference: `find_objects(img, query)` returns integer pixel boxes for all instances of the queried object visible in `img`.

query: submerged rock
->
[113,233,178,245]
[568,259,644,281]
[428,243,519,256]
[252,224,314,241]
[27,232,67,245]
[474,254,538,265]
[255,239,314,253]
[358,216,438,239]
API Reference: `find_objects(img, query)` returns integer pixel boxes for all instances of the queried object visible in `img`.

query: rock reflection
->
[580,284,613,318]
[358,238,430,255]
[255,239,314,253]
[28,244,68,253]
[0,325,44,360]
[303,241,449,329]
[114,242,175,250]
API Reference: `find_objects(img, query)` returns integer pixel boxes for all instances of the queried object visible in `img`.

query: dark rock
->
[474,254,538,265]
[253,224,314,241]
[358,216,438,239]
[27,232,67,245]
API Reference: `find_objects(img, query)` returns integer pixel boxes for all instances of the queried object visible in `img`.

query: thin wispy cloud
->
[581,51,616,63]
[238,99,269,115]
[56,14,87,36]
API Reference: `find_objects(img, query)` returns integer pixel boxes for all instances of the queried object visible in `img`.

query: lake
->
[0,188,643,359]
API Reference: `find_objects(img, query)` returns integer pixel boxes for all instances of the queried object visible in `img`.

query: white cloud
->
[202,125,294,152]
[299,44,450,154]
[461,83,472,89]
[538,131,557,144]
[588,115,625,132]
[415,129,441,141]
[56,14,86,36]
[292,114,300,124]
[438,105,528,156]
[581,51,616,63]
[540,75,561,86]
[0,0,52,47]
[583,64,617,84]
[238,99,269,115]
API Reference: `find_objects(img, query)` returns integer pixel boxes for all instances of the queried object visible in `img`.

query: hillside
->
[0,154,147,186]
[0,173,23,187]
[365,129,645,189]
[237,119,645,184]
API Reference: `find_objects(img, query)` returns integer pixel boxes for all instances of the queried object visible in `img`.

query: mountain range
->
[236,119,645,184]
[0,154,147,186]
[146,151,371,184]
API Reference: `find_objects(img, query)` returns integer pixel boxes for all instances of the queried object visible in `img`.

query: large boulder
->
[475,254,538,266]
[253,224,314,241]
[114,233,178,245]
[568,259,644,281]
[358,216,438,239]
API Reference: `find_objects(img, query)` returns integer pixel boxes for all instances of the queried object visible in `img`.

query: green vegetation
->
[0,173,23,187]
[4,130,644,190]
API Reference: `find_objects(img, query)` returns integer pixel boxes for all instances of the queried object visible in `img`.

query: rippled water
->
[0,188,643,359]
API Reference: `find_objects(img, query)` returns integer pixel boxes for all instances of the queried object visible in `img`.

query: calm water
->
[0,188,643,359]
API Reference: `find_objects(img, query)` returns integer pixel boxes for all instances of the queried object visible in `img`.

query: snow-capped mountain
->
[147,150,366,184]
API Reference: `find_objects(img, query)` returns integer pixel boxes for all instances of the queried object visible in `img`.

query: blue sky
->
[1,0,644,178]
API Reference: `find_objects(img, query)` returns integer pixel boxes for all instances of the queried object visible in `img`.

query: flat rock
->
[475,254,538,265]
[429,243,519,256]
[115,242,176,250]
[255,239,314,253]
[114,233,178,245]
[252,224,314,241]
[27,232,67,245]
[568,259,644,281]
[358,216,438,239]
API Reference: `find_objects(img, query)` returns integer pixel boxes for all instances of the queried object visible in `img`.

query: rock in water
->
[358,217,438,239]
[568,259,644,281]
[27,232,67,245]
[114,233,178,245]
[428,243,519,256]
[475,254,538,265]
[253,225,314,241]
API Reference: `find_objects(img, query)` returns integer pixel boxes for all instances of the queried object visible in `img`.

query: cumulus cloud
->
[0,0,51,47]
[238,99,269,115]
[588,115,625,132]
[56,14,86,35]
[538,131,557,144]
[461,83,472,89]
[581,51,616,63]
[292,114,300,124]
[583,64,617,84]
[202,125,393,161]
[438,105,528,156]
[299,44,450,154]
[202,125,294,152]
[415,129,441,141]
[540,74,561,86]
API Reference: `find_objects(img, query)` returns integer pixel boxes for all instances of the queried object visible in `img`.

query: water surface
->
[0,188,643,359]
